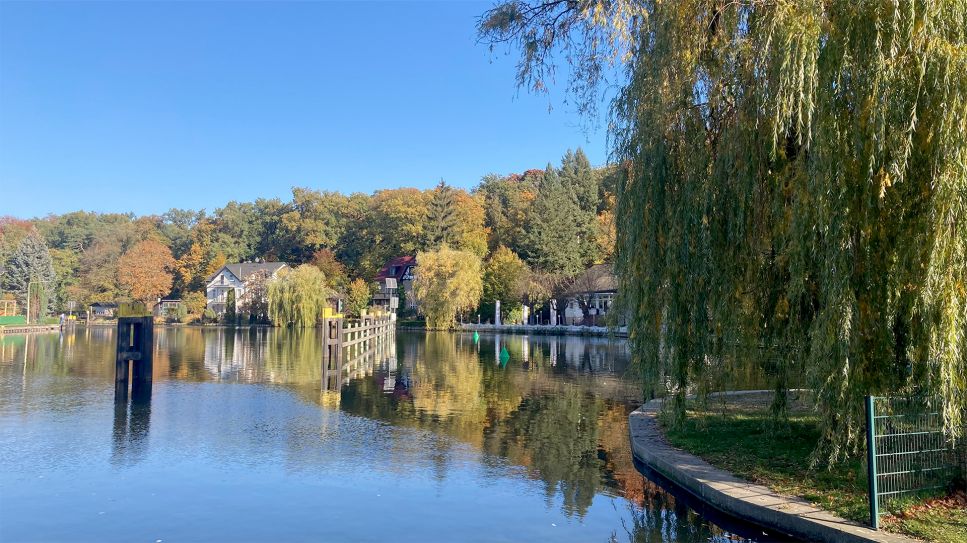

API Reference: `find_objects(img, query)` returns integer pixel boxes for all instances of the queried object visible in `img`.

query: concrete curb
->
[629,399,919,543]
[0,324,60,334]
[460,323,628,337]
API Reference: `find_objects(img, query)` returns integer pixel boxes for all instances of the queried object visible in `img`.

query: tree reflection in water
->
[2,327,773,542]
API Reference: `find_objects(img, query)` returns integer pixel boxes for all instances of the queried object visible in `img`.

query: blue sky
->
[0,1,611,218]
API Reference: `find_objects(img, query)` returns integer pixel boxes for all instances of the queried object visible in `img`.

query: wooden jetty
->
[321,310,396,394]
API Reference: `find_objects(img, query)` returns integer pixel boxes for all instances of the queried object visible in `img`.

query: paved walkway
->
[459,323,628,337]
[629,399,919,543]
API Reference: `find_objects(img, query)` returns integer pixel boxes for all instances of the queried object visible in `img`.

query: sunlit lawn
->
[661,397,966,543]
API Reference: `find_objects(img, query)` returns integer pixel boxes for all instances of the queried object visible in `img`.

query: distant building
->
[153,297,183,319]
[372,255,416,311]
[562,264,618,326]
[206,262,288,315]
[89,302,118,319]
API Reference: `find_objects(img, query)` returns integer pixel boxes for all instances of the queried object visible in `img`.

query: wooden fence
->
[321,313,395,393]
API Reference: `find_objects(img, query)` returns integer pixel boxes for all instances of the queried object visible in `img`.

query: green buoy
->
[499,346,510,365]
[473,331,480,343]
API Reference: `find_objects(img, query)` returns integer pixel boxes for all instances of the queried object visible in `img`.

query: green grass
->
[662,406,966,543]
[0,315,27,326]
[889,501,967,542]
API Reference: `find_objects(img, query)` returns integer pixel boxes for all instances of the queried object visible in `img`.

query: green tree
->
[267,264,332,328]
[558,148,599,263]
[345,278,373,318]
[480,0,967,459]
[423,180,459,250]
[277,188,355,262]
[0,234,57,319]
[475,171,539,254]
[522,165,584,276]
[482,246,529,317]
[345,188,428,277]
[212,201,261,262]
[559,148,597,213]
[413,246,483,329]
[182,291,207,320]
[225,289,236,324]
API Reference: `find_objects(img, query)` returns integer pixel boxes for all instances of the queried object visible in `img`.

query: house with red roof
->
[372,255,416,312]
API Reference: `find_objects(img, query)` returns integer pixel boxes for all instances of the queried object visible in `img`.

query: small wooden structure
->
[0,299,17,317]
[321,310,395,393]
[115,303,154,401]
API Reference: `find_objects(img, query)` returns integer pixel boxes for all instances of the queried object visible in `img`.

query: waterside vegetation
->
[479,0,967,464]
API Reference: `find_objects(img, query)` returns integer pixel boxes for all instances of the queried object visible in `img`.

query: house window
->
[220,274,225,285]
[390,266,398,276]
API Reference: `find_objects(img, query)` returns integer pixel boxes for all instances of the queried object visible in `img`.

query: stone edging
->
[629,398,919,543]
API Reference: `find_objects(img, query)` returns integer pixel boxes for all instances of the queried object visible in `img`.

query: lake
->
[1,327,778,542]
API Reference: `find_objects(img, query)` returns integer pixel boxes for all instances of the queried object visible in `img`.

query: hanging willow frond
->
[481,0,967,462]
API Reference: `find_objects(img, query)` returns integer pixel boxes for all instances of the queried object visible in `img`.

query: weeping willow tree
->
[413,246,484,329]
[480,0,967,461]
[267,264,333,328]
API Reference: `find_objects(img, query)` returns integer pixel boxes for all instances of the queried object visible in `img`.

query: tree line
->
[0,148,621,324]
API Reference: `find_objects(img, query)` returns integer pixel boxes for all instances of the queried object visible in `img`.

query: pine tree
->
[559,148,598,213]
[423,180,459,250]
[558,148,600,264]
[522,165,584,276]
[0,234,57,319]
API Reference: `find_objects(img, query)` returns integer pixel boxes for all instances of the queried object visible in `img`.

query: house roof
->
[568,264,617,294]
[374,256,416,281]
[90,302,118,308]
[207,262,288,284]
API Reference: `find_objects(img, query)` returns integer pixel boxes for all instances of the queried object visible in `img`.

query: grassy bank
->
[661,393,966,543]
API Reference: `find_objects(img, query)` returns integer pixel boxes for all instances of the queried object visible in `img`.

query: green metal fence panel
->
[866,395,958,530]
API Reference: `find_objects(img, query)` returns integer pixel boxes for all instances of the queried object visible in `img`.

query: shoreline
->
[0,324,61,335]
[457,323,627,338]
[628,396,917,543]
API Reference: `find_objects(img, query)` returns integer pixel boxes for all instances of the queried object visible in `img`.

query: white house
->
[561,264,618,326]
[206,262,288,315]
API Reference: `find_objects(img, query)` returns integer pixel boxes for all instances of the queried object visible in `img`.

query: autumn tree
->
[311,248,349,291]
[345,278,373,318]
[413,246,483,329]
[118,239,176,305]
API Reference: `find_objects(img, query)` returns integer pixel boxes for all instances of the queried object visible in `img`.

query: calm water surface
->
[1,327,773,542]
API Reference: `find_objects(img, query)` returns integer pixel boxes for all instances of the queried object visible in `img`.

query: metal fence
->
[865,395,959,529]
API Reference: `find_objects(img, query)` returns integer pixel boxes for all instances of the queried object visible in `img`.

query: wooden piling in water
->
[115,316,153,401]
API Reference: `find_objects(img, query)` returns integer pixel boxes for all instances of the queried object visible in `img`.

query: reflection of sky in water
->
[0,329,777,542]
